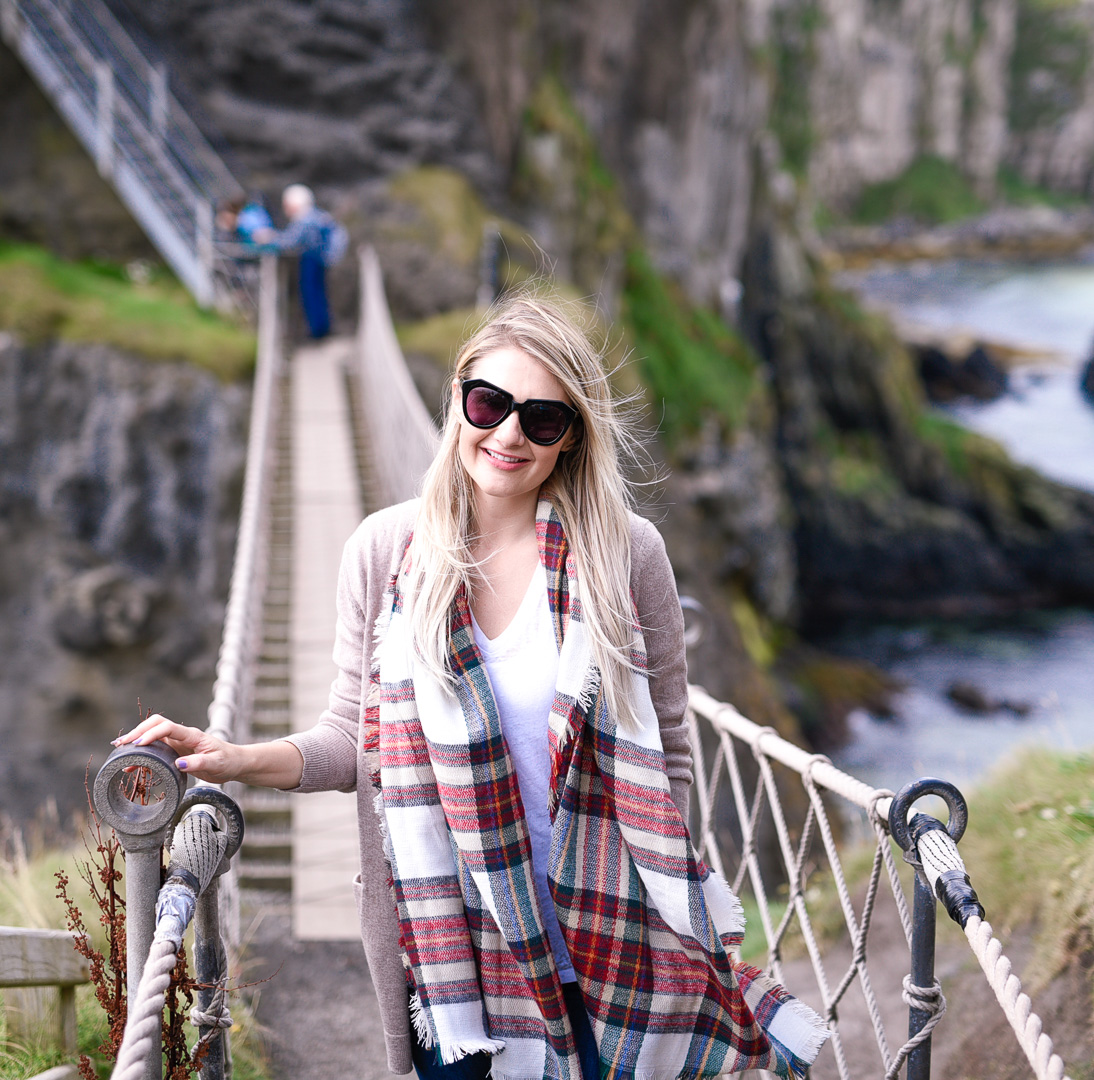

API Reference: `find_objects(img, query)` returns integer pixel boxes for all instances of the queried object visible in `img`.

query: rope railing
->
[687,685,1072,1080]
[355,244,439,506]
[91,256,282,1079]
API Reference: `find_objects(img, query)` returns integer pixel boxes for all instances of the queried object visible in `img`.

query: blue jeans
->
[298,249,330,339]
[411,982,599,1080]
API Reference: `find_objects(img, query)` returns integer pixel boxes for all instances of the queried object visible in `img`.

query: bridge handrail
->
[206,253,282,746]
[355,245,439,506]
[687,683,1071,1080]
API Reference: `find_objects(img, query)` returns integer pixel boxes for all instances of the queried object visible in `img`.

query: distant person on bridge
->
[253,183,347,339]
[116,296,827,1080]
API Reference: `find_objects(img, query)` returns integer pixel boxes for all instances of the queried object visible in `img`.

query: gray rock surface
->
[0,335,247,825]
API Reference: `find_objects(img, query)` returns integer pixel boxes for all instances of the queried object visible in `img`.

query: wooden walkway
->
[288,338,363,942]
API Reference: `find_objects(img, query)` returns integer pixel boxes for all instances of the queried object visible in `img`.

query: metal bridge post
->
[907,870,937,1080]
[890,777,984,1080]
[94,60,115,179]
[94,741,188,1080]
[193,883,229,1080]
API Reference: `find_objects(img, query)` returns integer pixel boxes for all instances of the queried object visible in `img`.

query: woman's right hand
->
[113,714,242,785]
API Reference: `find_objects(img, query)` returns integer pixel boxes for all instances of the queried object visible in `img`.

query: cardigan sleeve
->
[630,515,693,817]
[281,518,373,793]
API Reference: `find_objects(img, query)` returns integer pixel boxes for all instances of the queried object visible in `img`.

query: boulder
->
[960,345,1009,401]
[1080,354,1094,405]
[915,342,1008,402]
[51,565,160,653]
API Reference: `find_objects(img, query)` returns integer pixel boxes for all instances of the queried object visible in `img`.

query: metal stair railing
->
[0,0,245,309]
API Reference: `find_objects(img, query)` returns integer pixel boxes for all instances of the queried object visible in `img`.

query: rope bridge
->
[86,246,1074,1080]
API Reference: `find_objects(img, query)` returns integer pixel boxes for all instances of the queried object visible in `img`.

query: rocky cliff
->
[0,334,247,823]
[5,0,1094,756]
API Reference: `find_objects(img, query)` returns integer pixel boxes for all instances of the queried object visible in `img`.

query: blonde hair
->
[406,293,645,730]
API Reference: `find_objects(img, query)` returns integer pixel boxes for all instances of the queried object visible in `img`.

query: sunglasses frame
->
[460,378,579,447]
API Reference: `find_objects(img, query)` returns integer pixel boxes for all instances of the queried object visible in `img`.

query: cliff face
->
[0,335,247,823]
[799,0,1094,204]
[5,0,1094,758]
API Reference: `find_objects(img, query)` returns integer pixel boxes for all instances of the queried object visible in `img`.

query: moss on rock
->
[0,242,254,380]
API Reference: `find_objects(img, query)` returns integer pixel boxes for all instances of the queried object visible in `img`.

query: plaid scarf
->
[368,500,828,1080]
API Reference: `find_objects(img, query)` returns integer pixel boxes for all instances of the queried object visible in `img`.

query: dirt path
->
[242,907,404,1080]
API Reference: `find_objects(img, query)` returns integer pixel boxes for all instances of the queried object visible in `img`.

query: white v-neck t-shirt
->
[470,563,576,983]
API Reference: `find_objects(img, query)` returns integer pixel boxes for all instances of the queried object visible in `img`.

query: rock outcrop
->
[0,334,247,824]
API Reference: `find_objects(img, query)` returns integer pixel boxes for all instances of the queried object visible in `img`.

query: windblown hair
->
[406,293,645,730]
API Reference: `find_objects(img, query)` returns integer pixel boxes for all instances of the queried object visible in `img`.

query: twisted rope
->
[964,916,1071,1080]
[190,980,234,1062]
[110,938,179,1080]
[882,976,947,1080]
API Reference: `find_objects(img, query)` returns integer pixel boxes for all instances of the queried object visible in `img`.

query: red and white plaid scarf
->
[367,501,828,1079]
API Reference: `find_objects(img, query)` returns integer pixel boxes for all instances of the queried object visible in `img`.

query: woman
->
[117,296,827,1080]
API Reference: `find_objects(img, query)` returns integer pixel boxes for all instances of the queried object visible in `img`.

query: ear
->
[451,377,462,413]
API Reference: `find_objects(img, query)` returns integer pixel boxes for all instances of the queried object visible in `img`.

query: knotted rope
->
[110,938,181,1080]
[110,807,230,1080]
[882,975,947,1080]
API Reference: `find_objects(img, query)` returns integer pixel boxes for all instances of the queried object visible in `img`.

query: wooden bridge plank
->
[289,339,364,943]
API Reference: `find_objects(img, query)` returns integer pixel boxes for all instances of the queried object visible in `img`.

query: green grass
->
[396,306,482,371]
[0,242,255,380]
[1,984,112,1079]
[996,166,1085,209]
[956,749,1094,986]
[852,155,985,227]
[622,249,759,445]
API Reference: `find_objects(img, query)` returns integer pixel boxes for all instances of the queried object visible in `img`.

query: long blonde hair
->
[406,293,645,730]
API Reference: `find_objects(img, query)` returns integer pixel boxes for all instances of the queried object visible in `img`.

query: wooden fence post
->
[0,926,90,1053]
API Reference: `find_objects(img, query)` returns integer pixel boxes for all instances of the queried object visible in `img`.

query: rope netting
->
[687,685,1072,1080]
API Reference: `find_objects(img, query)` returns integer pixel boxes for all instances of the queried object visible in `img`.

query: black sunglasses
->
[460,378,578,446]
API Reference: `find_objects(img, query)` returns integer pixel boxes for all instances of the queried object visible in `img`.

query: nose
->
[494,410,525,446]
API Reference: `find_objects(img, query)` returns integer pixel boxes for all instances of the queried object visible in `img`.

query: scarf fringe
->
[769,996,832,1077]
[410,993,506,1066]
[408,989,432,1047]
[439,1038,507,1065]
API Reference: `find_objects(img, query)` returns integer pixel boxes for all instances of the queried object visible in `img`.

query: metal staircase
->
[0,0,245,308]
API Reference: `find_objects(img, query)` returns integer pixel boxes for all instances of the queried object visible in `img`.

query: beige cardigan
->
[285,499,692,1075]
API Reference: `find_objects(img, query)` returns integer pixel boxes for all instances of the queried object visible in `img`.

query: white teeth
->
[485,448,524,463]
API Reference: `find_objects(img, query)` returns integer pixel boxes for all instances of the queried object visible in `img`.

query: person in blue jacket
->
[254,184,347,339]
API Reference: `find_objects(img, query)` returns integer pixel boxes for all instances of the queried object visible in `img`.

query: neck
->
[472,490,540,555]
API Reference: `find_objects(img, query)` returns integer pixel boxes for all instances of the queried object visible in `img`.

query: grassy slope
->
[0,243,255,380]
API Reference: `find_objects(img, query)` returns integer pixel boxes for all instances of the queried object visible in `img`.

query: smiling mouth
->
[483,447,528,465]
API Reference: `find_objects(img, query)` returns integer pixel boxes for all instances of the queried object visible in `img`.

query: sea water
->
[829,258,1094,795]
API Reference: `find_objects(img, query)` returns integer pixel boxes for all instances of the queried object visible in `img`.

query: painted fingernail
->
[134,738,146,746]
[110,738,121,747]
[177,760,188,770]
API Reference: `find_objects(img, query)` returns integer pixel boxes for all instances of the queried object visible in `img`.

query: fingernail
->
[134,738,145,746]
[177,760,188,770]
[110,738,121,747]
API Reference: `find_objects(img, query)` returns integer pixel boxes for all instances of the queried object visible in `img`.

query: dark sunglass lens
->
[521,403,569,444]
[465,385,509,427]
